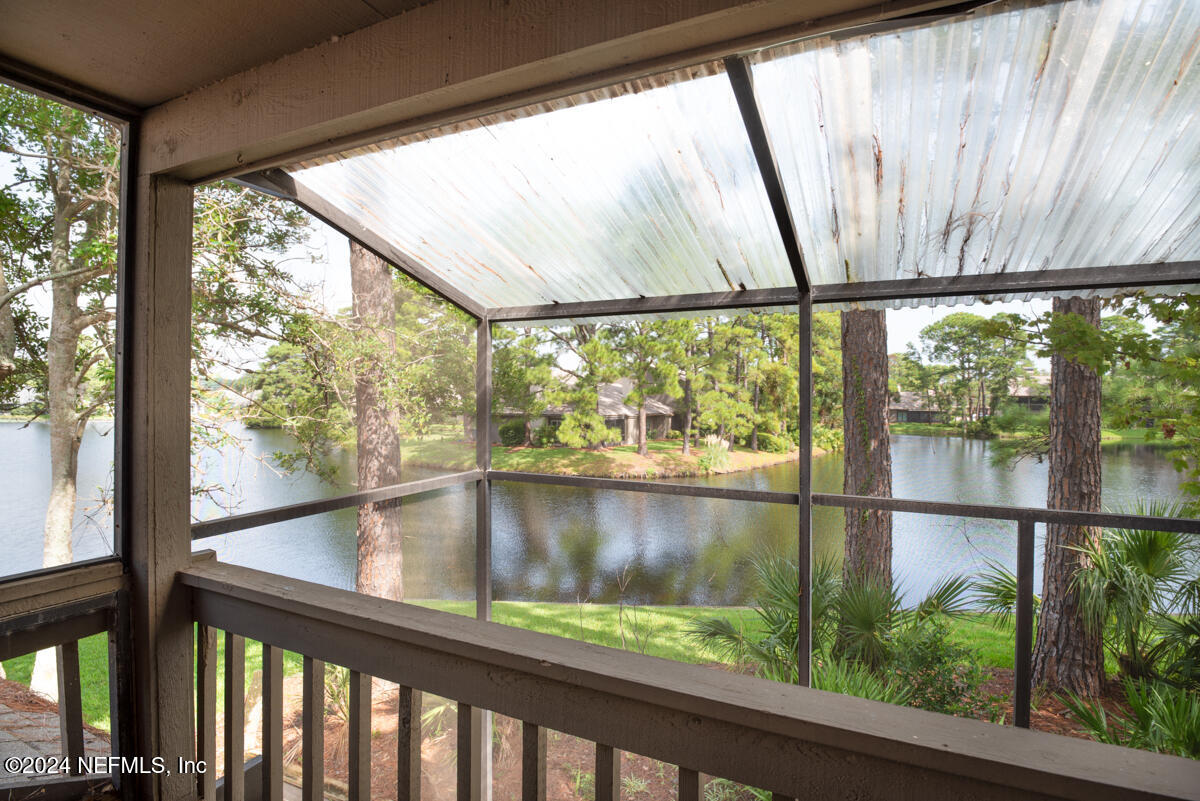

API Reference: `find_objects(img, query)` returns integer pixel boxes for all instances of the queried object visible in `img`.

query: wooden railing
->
[182,559,1200,801]
[0,558,132,800]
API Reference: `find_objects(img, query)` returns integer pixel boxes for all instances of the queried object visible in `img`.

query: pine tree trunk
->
[681,378,692,457]
[841,309,893,586]
[1032,296,1105,696]
[637,404,648,457]
[349,243,404,601]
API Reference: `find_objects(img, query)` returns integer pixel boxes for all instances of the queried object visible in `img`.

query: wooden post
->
[397,686,422,801]
[56,641,85,771]
[678,767,700,801]
[262,644,283,801]
[457,703,482,801]
[224,633,245,801]
[521,722,546,801]
[197,626,218,801]
[126,172,195,800]
[302,657,325,801]
[595,744,619,801]
[348,670,372,801]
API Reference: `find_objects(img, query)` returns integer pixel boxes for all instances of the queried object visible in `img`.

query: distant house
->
[1009,374,1051,412]
[889,391,945,424]
[494,377,677,445]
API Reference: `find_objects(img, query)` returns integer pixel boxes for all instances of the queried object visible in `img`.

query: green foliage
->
[498,420,525,447]
[1061,678,1200,759]
[889,621,998,718]
[811,423,844,453]
[971,560,1040,629]
[665,429,683,439]
[687,553,974,706]
[532,423,559,447]
[754,431,791,454]
[698,434,732,473]
[813,657,910,704]
[1149,616,1200,690]
[1072,499,1198,679]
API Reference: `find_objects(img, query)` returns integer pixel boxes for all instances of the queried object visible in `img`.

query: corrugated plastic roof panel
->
[289,63,794,309]
[750,0,1200,296]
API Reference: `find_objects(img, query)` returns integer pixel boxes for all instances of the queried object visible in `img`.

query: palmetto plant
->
[971,559,1040,629]
[1071,499,1199,679]
[686,552,971,691]
[1061,677,1200,759]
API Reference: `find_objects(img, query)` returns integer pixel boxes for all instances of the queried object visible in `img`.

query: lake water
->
[0,421,1186,605]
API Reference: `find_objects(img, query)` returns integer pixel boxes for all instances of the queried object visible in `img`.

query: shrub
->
[532,424,558,447]
[755,431,791,453]
[889,621,995,717]
[812,424,843,453]
[665,429,683,440]
[964,417,996,439]
[498,420,525,446]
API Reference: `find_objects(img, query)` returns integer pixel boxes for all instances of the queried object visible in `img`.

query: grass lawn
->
[402,437,802,479]
[4,601,1040,734]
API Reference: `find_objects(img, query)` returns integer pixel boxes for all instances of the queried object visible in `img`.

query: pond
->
[0,421,1186,605]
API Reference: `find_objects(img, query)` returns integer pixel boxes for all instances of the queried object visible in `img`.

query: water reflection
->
[2,419,1186,605]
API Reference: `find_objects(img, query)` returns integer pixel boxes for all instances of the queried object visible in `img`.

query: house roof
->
[890,391,939,412]
[1009,374,1051,398]
[544,377,677,419]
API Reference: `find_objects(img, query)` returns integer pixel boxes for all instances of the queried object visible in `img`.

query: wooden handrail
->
[182,560,1200,801]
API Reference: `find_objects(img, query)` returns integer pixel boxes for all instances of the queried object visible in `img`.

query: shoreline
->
[401,438,824,480]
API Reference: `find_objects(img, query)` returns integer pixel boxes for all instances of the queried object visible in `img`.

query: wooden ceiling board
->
[0,0,432,107]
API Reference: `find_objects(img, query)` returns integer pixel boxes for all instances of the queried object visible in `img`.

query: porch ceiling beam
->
[234,169,486,319]
[488,286,800,323]
[724,56,810,293]
[811,260,1200,305]
[138,0,983,182]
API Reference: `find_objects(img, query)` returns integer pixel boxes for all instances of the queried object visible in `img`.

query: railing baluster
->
[262,644,283,801]
[398,686,422,801]
[224,633,245,801]
[302,656,325,801]
[1015,519,1035,728]
[198,625,218,801]
[595,744,619,801]
[348,670,372,801]
[521,721,546,801]
[457,703,482,801]
[677,767,700,801]
[55,641,84,773]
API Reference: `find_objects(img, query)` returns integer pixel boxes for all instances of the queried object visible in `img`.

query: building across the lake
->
[495,377,677,445]
[1009,374,1051,412]
[888,391,945,424]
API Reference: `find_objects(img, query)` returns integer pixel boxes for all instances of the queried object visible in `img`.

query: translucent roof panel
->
[290,64,794,309]
[751,0,1200,291]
